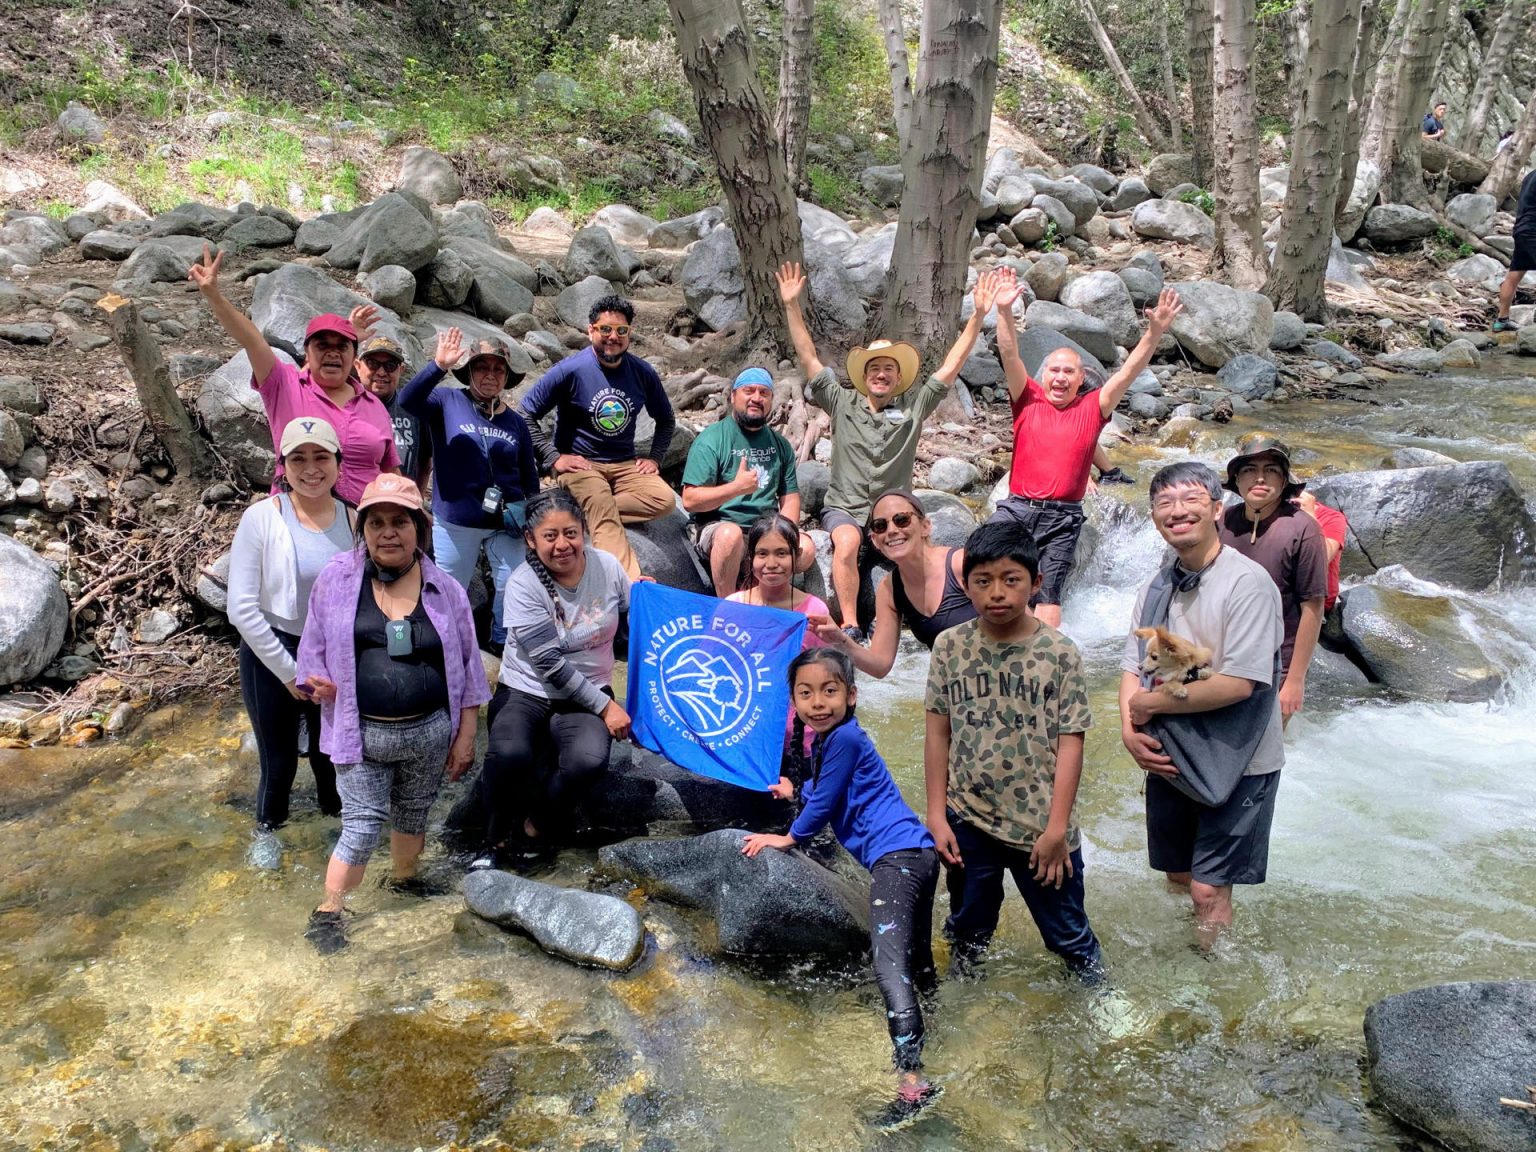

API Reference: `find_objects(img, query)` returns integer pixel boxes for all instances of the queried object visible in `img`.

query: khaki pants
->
[558,459,675,580]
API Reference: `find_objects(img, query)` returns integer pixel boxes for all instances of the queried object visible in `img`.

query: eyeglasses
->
[593,324,630,337]
[869,512,916,535]
[1151,492,1214,513]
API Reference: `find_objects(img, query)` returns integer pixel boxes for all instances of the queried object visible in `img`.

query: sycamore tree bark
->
[1185,0,1216,186]
[775,0,816,195]
[1366,0,1451,207]
[876,0,914,153]
[1479,88,1536,201]
[1210,0,1267,288]
[1078,0,1168,149]
[1357,0,1414,159]
[1335,0,1381,220]
[1265,0,1363,319]
[1457,0,1525,154]
[668,0,805,357]
[879,0,1001,366]
[1156,12,1183,152]
[1281,0,1312,130]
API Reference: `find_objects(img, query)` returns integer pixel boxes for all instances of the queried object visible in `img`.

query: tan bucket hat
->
[846,339,921,397]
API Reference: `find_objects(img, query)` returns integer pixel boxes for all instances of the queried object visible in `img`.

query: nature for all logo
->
[640,613,775,747]
[589,387,633,435]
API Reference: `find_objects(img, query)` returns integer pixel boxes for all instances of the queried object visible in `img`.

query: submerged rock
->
[1365,981,1536,1152]
[1338,585,1503,702]
[464,869,645,970]
[598,828,870,956]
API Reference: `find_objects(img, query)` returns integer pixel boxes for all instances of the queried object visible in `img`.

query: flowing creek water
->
[2,366,1534,1151]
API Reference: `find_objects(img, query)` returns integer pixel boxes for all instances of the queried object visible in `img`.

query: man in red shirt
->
[990,284,1183,628]
[1295,490,1347,611]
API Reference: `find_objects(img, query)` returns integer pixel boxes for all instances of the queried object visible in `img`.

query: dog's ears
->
[1134,627,1158,640]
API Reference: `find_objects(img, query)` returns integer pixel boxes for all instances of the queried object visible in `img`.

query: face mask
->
[364,553,419,585]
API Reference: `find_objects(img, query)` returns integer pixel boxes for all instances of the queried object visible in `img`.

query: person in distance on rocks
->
[777,261,1005,643]
[355,334,431,492]
[1421,101,1448,141]
[988,279,1183,629]
[682,367,814,596]
[188,245,400,504]
[1491,168,1536,333]
[518,294,675,581]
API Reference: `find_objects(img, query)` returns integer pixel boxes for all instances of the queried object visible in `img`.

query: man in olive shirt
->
[777,262,1005,639]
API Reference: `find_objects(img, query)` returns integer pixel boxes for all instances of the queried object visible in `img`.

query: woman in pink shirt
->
[189,245,400,504]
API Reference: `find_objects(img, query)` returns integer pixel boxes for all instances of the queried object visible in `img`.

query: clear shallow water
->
[3,370,1535,1150]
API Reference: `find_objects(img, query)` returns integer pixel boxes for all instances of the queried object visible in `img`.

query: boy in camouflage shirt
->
[924,520,1104,979]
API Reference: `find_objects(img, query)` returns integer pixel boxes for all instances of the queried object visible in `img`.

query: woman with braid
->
[474,488,631,867]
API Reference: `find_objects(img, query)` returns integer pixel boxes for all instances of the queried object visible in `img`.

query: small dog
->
[1135,627,1214,698]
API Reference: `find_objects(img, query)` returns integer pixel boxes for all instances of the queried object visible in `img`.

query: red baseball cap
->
[304,313,357,343]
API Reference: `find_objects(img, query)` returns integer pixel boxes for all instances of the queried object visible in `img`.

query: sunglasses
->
[869,512,916,535]
[593,324,630,337]
[363,357,403,371]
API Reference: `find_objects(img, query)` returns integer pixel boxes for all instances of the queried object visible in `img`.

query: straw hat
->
[846,339,921,397]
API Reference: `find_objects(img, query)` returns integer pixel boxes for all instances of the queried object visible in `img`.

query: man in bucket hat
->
[776,261,1007,641]
[1216,432,1328,723]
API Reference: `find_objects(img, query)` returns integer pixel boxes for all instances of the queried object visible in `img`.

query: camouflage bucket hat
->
[1223,432,1303,495]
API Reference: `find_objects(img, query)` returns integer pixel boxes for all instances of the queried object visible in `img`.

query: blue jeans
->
[944,811,1104,979]
[432,519,525,646]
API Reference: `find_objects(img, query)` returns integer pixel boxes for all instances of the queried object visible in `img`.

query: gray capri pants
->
[333,709,453,866]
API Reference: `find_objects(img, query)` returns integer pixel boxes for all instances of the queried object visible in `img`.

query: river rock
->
[361,265,416,315]
[1109,176,1153,212]
[913,489,980,547]
[555,275,616,332]
[463,869,645,971]
[1438,338,1481,369]
[1215,353,1278,399]
[1117,266,1161,308]
[409,309,533,377]
[927,457,982,495]
[1309,339,1361,368]
[223,214,295,249]
[1059,270,1139,348]
[1144,154,1196,197]
[991,173,1038,219]
[1032,178,1099,228]
[1361,204,1437,247]
[1068,163,1116,194]
[1445,192,1497,237]
[521,206,574,241]
[1310,461,1536,591]
[325,193,439,274]
[1005,207,1046,245]
[1015,325,1106,381]
[679,227,745,331]
[1023,301,1117,364]
[598,829,869,956]
[858,164,904,207]
[797,461,830,520]
[0,535,68,686]
[117,237,208,287]
[0,375,42,415]
[587,205,657,249]
[1131,199,1216,248]
[0,323,54,345]
[149,202,234,240]
[1383,446,1458,468]
[1030,194,1076,240]
[441,236,537,323]
[436,200,500,246]
[1269,310,1306,351]
[1339,585,1503,702]
[1446,252,1504,285]
[1333,159,1382,243]
[0,411,24,468]
[1025,252,1070,302]
[1365,981,1536,1152]
[417,247,475,309]
[197,348,288,485]
[648,206,724,249]
[250,263,416,361]
[2,217,67,260]
[1167,281,1275,368]
[626,507,709,594]
[1376,348,1443,374]
[78,229,141,261]
[798,199,858,251]
[80,180,147,223]
[395,146,462,205]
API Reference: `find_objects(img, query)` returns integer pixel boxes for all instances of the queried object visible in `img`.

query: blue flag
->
[626,582,808,790]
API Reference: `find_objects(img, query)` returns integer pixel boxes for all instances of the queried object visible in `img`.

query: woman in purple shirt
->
[297,474,490,954]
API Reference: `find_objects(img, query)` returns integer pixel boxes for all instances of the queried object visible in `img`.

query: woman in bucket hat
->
[399,329,540,650]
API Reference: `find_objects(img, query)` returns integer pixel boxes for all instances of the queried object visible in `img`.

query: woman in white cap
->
[226,417,354,864]
[296,473,489,954]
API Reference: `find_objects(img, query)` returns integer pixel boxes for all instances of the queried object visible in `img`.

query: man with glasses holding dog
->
[520,294,677,580]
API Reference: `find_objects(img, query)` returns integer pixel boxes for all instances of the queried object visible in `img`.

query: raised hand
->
[187,244,223,294]
[993,267,1024,313]
[349,303,381,341]
[1145,288,1184,332]
[972,267,1007,314]
[434,326,464,371]
[776,261,807,305]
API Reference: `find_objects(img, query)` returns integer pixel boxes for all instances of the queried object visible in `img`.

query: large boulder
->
[463,869,644,971]
[1144,154,1196,197]
[597,829,870,956]
[222,214,295,249]
[555,275,616,331]
[911,489,979,547]
[1108,176,1153,212]
[1310,462,1535,591]
[1023,301,1117,365]
[441,236,537,324]
[993,173,1038,219]
[196,349,288,486]
[1269,310,1306,351]
[395,146,462,205]
[436,200,502,246]
[648,206,725,249]
[858,164,904,207]
[1015,325,1107,382]
[1167,281,1275,368]
[1339,585,1503,702]
[563,225,631,284]
[1215,353,1278,400]
[1445,252,1504,285]
[409,308,533,377]
[78,230,141,261]
[416,247,475,309]
[1059,270,1140,348]
[590,204,660,248]
[1361,204,1438,247]
[626,506,710,594]
[1335,159,1382,243]
[843,224,896,301]
[1068,163,1117,193]
[361,265,416,316]
[797,200,858,251]
[801,240,866,337]
[1130,199,1216,248]
[520,206,574,241]
[0,536,68,687]
[149,202,234,240]
[679,226,746,332]
[249,263,417,361]
[1025,252,1070,302]
[1,217,68,260]
[116,235,210,287]
[324,193,439,274]
[1030,194,1076,240]
[1445,192,1497,237]
[1030,178,1099,228]
[1365,982,1536,1152]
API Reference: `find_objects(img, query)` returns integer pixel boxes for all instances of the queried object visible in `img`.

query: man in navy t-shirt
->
[1421,102,1447,140]
[519,294,676,580]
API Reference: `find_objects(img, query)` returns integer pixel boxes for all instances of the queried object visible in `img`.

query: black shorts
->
[819,507,867,542]
[1145,771,1280,887]
[985,496,1086,606]
[1512,232,1536,274]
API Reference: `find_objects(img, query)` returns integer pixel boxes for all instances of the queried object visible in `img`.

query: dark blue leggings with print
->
[869,847,940,1072]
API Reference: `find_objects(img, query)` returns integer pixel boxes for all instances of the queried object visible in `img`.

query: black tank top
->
[889,548,977,649]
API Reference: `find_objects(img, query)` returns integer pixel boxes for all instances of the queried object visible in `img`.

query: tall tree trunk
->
[668,0,805,357]
[1156,11,1183,152]
[879,0,1001,369]
[1281,0,1312,131]
[1457,0,1525,154]
[1210,0,1266,288]
[1479,87,1536,202]
[1185,0,1215,186]
[1357,0,1414,162]
[875,0,914,154]
[1368,0,1452,207]
[1265,0,1363,319]
[1335,0,1381,221]
[1078,0,1168,149]
[774,0,816,195]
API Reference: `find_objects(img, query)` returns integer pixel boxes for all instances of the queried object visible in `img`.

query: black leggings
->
[482,684,612,843]
[237,635,339,827]
[870,847,940,1072]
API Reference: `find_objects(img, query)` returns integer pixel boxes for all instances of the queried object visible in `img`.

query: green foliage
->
[1039,219,1060,254]
[808,165,862,215]
[1428,226,1475,261]
[1178,187,1216,216]
[809,5,896,146]
[39,201,75,219]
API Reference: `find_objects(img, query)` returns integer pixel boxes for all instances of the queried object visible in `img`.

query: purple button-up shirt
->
[297,547,491,764]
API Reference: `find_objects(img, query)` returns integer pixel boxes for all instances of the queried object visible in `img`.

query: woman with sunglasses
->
[813,489,976,676]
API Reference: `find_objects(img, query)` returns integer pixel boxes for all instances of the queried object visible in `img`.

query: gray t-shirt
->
[268,495,352,635]
[499,547,630,699]
[1121,545,1285,776]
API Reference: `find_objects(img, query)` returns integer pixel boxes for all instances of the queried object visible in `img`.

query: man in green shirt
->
[777,262,1005,639]
[682,366,813,596]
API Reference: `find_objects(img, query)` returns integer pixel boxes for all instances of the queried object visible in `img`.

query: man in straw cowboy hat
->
[1216,432,1328,724]
[777,261,1009,640]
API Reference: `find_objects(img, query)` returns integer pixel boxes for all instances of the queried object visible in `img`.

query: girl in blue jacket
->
[743,648,942,1129]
